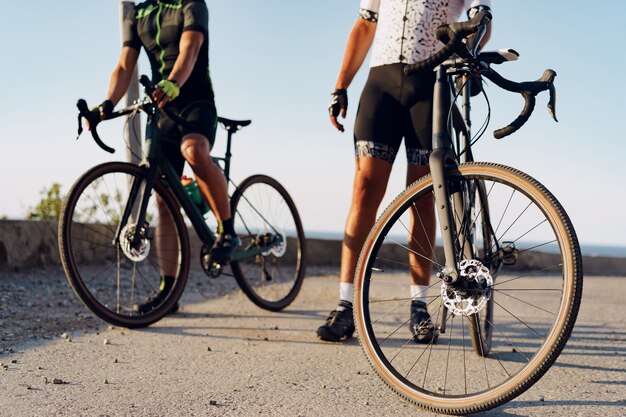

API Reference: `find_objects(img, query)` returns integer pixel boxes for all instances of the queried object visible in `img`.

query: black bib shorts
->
[354,63,435,166]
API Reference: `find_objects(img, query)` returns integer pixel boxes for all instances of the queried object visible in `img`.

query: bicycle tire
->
[229,175,306,311]
[354,162,582,414]
[58,162,190,328]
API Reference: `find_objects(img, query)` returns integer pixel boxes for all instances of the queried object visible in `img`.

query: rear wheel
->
[354,163,582,414]
[58,162,189,328]
[230,175,306,311]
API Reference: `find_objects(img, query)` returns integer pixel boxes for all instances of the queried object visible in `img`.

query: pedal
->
[201,244,223,278]
[207,261,223,278]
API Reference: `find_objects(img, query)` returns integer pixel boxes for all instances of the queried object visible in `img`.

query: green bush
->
[27,183,64,221]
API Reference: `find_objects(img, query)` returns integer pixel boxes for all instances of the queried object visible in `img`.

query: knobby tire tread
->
[354,162,583,415]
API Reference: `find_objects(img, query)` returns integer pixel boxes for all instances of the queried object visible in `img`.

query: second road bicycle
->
[59,77,306,328]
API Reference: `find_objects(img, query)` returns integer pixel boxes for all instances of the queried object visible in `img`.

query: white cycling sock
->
[339,282,354,306]
[410,284,429,304]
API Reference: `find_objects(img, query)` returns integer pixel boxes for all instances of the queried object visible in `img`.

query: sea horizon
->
[305,230,626,259]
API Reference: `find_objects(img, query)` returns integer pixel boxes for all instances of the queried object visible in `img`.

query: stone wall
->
[0,221,59,271]
[0,220,624,276]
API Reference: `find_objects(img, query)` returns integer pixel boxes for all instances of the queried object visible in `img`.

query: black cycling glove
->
[328,89,348,118]
[86,99,113,129]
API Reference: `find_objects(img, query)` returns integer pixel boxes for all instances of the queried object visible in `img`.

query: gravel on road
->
[0,266,624,416]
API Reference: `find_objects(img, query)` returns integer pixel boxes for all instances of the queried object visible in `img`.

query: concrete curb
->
[0,220,624,276]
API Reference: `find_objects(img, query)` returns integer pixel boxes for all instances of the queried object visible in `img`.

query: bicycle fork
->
[113,163,159,251]
[429,66,463,285]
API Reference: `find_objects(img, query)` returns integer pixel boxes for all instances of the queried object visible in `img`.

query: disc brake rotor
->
[441,259,493,316]
[120,223,151,262]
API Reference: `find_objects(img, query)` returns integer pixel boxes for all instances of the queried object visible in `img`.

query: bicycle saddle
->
[218,117,251,132]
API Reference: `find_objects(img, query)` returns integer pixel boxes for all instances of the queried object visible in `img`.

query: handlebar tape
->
[404,10,492,75]
[493,92,535,139]
[483,68,557,139]
[76,99,116,154]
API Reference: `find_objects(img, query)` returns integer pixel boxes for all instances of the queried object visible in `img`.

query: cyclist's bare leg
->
[155,195,179,277]
[340,157,393,284]
[181,133,231,222]
[406,164,436,286]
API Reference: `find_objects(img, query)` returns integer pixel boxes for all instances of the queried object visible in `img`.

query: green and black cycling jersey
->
[123,0,217,176]
[122,0,214,103]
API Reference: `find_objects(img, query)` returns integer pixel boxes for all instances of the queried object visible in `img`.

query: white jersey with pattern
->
[359,0,491,67]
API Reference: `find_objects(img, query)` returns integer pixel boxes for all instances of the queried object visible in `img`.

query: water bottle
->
[181,175,209,214]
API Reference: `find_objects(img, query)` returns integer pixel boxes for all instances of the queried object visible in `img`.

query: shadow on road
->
[0,267,336,354]
[0,267,247,353]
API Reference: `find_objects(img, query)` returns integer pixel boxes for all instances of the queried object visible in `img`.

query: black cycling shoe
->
[316,301,355,342]
[133,276,179,315]
[409,300,438,344]
[209,233,241,264]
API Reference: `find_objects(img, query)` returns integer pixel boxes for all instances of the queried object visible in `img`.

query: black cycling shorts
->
[354,63,435,165]
[146,99,218,175]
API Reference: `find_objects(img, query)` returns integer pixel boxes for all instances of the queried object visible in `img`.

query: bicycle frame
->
[115,107,277,263]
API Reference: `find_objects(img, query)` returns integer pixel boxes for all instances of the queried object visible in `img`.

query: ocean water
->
[581,244,626,258]
[306,231,626,259]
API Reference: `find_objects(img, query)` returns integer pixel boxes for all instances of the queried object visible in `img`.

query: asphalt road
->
[0,267,624,416]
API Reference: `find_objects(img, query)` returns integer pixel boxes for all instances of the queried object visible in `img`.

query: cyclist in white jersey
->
[319,0,491,343]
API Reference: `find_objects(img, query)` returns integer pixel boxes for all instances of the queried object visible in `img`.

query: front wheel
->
[354,162,583,414]
[229,175,306,311]
[466,178,498,356]
[58,162,190,328]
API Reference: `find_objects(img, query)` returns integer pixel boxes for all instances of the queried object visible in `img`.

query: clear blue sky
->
[0,1,624,247]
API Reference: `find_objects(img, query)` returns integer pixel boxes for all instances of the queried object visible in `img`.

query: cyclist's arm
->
[153,30,204,107]
[104,47,140,107]
[330,17,376,132]
[153,0,207,107]
[334,18,376,91]
[103,3,141,110]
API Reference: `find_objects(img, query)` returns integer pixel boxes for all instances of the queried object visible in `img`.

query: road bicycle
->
[353,11,582,414]
[58,76,306,328]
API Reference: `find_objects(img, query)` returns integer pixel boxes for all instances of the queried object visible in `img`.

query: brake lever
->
[76,112,83,140]
[535,69,558,123]
[139,75,155,96]
[548,83,558,122]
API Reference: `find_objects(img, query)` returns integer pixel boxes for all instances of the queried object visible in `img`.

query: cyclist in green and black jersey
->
[92,0,239,312]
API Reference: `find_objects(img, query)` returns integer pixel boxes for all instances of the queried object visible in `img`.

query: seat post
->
[216,117,251,180]
[223,127,234,179]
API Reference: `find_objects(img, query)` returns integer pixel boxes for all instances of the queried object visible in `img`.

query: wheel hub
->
[261,231,287,257]
[120,223,151,262]
[441,259,493,316]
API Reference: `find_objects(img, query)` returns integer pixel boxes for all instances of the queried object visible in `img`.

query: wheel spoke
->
[383,235,444,270]
[60,163,188,327]
[354,164,581,413]
[229,177,304,310]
